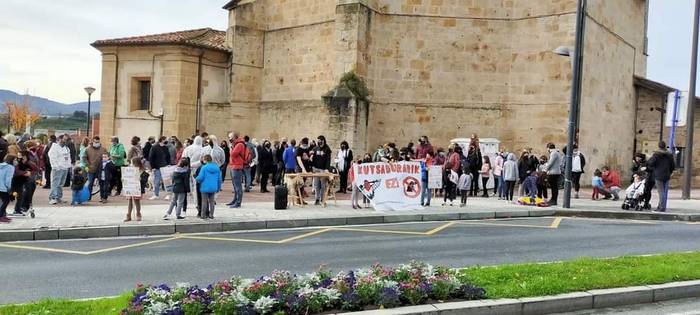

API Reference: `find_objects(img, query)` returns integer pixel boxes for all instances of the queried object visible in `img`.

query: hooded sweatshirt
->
[503,153,519,181]
[196,162,222,193]
[183,136,205,169]
[202,141,226,167]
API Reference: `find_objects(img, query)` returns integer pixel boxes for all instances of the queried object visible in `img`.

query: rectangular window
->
[138,80,150,110]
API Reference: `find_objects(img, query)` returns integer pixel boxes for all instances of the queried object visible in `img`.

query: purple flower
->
[378,287,400,308]
[157,284,171,292]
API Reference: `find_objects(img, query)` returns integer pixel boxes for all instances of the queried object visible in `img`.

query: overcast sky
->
[0,0,697,104]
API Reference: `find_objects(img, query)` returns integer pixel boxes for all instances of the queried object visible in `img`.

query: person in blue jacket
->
[282,139,297,174]
[196,154,222,219]
[0,155,16,223]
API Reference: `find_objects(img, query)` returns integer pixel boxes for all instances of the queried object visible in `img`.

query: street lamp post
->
[555,0,587,209]
[84,86,96,137]
[682,0,700,199]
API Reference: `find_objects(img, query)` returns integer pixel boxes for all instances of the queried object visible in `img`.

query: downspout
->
[195,51,204,134]
[149,53,167,137]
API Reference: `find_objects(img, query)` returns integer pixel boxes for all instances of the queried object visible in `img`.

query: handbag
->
[78,184,90,203]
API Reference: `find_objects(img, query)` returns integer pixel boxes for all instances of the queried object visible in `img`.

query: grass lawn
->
[2,252,700,314]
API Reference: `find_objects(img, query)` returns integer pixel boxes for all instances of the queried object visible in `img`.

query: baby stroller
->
[621,177,645,211]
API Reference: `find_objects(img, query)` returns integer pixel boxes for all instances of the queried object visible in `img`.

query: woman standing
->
[220,139,230,181]
[571,146,586,199]
[493,150,504,199]
[503,153,518,201]
[79,137,90,169]
[336,141,353,194]
[517,151,531,196]
[480,156,492,197]
[126,136,143,165]
[467,145,482,196]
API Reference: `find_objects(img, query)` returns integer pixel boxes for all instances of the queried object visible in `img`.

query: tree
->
[4,101,41,132]
[73,110,87,118]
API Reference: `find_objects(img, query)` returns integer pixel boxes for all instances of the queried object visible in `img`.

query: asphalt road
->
[1,217,700,305]
[556,297,700,315]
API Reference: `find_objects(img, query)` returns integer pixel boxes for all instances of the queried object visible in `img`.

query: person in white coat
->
[48,135,72,204]
[182,136,205,215]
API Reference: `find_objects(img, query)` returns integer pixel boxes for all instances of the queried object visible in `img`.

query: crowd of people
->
[0,130,678,224]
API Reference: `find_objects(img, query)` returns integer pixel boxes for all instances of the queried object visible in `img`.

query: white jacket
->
[183,136,204,169]
[202,144,226,167]
[48,143,72,170]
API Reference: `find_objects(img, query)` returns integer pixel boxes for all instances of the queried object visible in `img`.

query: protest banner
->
[160,165,177,187]
[428,165,443,189]
[353,161,422,211]
[121,166,141,197]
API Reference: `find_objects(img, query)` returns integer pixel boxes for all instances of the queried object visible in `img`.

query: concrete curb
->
[342,280,700,315]
[0,208,698,242]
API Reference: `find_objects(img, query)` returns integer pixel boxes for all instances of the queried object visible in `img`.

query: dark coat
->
[172,168,191,194]
[257,146,274,172]
[98,161,116,183]
[71,172,86,191]
[647,150,676,182]
[0,137,8,161]
[148,144,171,169]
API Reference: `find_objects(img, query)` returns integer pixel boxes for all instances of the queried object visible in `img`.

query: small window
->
[138,80,150,110]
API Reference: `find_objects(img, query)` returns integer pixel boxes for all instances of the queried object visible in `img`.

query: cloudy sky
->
[0,0,697,104]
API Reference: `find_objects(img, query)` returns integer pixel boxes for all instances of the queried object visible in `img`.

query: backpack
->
[244,147,253,165]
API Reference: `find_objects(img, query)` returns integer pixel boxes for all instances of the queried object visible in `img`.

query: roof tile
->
[91,28,228,52]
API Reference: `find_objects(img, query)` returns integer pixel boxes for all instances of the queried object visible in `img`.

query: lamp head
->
[84,86,96,95]
[553,46,573,57]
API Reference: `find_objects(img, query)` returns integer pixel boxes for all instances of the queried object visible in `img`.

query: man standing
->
[309,135,332,205]
[227,132,246,208]
[415,136,434,160]
[47,135,72,204]
[109,137,127,196]
[283,139,297,174]
[243,136,256,192]
[142,136,156,166]
[148,136,171,200]
[647,141,676,212]
[544,143,563,206]
[84,136,108,201]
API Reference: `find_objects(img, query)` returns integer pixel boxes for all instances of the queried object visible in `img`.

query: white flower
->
[318,287,341,302]
[379,280,399,290]
[355,268,371,278]
[144,301,168,315]
[253,296,276,314]
[175,282,191,289]
[233,291,251,306]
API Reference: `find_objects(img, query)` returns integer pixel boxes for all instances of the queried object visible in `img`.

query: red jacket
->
[229,138,247,170]
[602,170,621,189]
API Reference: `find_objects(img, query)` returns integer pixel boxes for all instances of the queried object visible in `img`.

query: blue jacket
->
[0,162,15,192]
[283,146,297,170]
[196,162,222,193]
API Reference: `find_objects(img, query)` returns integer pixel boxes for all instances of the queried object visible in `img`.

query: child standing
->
[591,169,604,200]
[502,153,518,201]
[70,166,87,205]
[420,152,434,207]
[457,172,472,207]
[98,154,115,203]
[196,154,222,219]
[125,157,147,222]
[0,156,16,223]
[480,156,492,197]
[164,159,190,220]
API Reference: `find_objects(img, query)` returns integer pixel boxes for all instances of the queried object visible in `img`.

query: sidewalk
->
[1,183,699,241]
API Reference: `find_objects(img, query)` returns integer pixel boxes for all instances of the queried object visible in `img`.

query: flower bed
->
[120,261,486,315]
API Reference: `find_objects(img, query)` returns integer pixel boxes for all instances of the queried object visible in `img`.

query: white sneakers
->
[148,195,160,200]
[164,195,170,201]
[49,199,58,205]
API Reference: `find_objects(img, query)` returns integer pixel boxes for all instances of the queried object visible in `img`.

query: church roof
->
[222,0,240,10]
[91,28,228,52]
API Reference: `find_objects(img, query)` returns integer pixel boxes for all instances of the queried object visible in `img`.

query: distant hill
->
[0,89,101,116]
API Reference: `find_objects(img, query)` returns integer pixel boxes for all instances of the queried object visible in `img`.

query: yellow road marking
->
[83,237,179,255]
[550,217,563,229]
[564,217,656,225]
[178,235,280,244]
[278,228,333,243]
[331,227,428,235]
[424,222,457,235]
[0,243,90,255]
[453,221,556,229]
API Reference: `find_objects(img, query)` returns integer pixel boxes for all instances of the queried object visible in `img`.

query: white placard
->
[121,167,141,197]
[666,91,689,127]
[160,165,177,187]
[428,165,443,189]
[354,162,422,211]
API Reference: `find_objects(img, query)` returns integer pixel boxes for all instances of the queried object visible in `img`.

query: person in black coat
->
[220,140,230,181]
[148,137,171,198]
[97,154,116,202]
[336,141,353,193]
[164,159,190,219]
[257,140,274,193]
[467,146,482,196]
[647,141,676,212]
[42,135,56,188]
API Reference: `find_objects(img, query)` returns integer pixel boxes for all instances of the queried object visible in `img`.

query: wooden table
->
[283,173,338,207]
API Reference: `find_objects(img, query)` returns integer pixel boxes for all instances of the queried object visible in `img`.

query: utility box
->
[450,138,501,190]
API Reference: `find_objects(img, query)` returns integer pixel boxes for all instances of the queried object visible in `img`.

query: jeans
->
[312,167,327,202]
[505,180,516,201]
[201,192,216,218]
[167,192,186,216]
[421,180,431,206]
[231,169,243,207]
[153,168,162,196]
[99,179,110,200]
[602,186,621,200]
[49,168,68,201]
[243,167,252,190]
[71,189,81,205]
[655,179,669,211]
[547,174,561,204]
[87,172,97,200]
[15,180,36,212]
[572,172,583,193]
[497,175,505,198]
[0,191,9,217]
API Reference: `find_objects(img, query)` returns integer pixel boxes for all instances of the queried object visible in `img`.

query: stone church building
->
[92,0,699,185]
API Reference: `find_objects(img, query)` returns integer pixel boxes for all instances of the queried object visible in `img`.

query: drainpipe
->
[195,51,204,134]
[149,53,167,137]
